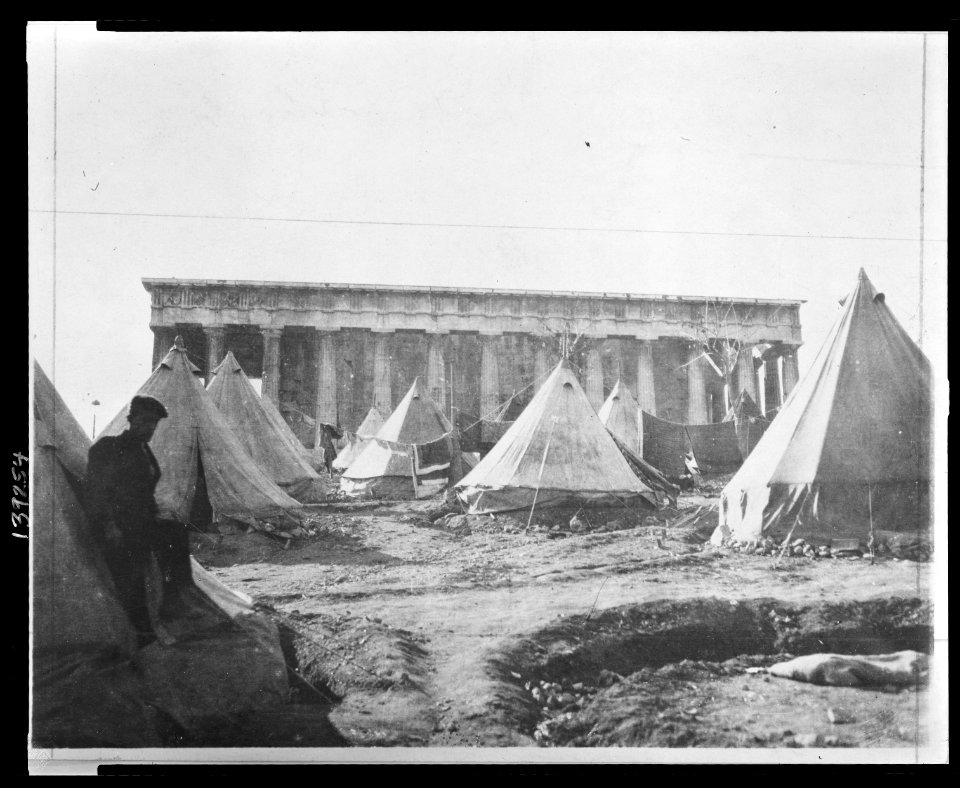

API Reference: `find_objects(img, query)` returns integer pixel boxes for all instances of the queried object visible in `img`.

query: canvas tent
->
[723,390,769,459]
[99,338,303,528]
[331,406,385,472]
[598,378,642,453]
[606,429,680,506]
[479,398,515,450]
[712,269,932,545]
[340,377,455,499]
[455,361,661,514]
[31,363,291,748]
[206,352,328,502]
[640,410,742,477]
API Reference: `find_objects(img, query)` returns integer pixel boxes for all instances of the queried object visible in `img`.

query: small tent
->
[598,378,642,453]
[455,361,660,514]
[332,406,385,472]
[713,269,932,545]
[340,378,454,499]
[206,352,328,502]
[99,338,303,528]
[723,390,769,459]
[479,398,515,451]
[31,363,291,748]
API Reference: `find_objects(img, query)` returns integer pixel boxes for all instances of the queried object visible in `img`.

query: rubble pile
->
[430,507,664,538]
[718,535,932,562]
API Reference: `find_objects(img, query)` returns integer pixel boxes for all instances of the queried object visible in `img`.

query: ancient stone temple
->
[143,279,804,450]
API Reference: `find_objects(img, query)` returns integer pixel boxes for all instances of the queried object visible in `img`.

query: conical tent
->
[341,378,453,499]
[332,406,385,472]
[455,361,659,514]
[713,269,932,545]
[31,364,291,748]
[99,339,303,526]
[597,378,641,453]
[206,352,328,502]
[32,363,138,658]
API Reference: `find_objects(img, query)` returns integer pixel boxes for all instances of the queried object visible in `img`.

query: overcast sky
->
[28,27,948,436]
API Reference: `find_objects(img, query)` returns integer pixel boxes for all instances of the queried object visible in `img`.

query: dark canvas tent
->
[31,364,291,748]
[340,378,454,499]
[713,269,932,545]
[479,398,515,449]
[455,361,660,514]
[606,430,680,506]
[206,352,328,502]
[99,338,303,528]
[640,411,742,476]
[331,406,385,472]
[598,378,641,453]
[723,390,769,459]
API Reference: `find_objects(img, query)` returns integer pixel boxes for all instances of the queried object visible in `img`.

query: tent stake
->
[774,513,802,566]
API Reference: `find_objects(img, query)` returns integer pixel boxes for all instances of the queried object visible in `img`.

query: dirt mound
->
[274,609,430,697]
[491,596,932,748]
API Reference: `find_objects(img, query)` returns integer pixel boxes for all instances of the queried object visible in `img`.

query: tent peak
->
[212,351,243,376]
[173,335,186,350]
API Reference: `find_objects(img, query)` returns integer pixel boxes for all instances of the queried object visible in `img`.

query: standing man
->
[86,394,186,647]
[316,422,343,476]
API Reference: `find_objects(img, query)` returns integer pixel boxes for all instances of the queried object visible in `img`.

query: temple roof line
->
[142,278,805,307]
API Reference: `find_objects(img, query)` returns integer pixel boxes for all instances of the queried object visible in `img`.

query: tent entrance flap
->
[188,452,214,531]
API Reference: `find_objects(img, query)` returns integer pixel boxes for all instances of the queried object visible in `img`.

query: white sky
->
[28,27,948,436]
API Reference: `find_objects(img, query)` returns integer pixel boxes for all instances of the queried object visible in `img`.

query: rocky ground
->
[189,480,937,754]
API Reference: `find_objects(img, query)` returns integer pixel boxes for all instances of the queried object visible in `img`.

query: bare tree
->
[536,318,589,361]
[680,298,758,413]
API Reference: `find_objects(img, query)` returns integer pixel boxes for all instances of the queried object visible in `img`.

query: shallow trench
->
[487,596,932,747]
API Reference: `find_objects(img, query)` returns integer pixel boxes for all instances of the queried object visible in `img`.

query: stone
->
[598,669,623,687]
[558,693,576,706]
[793,733,820,747]
[827,707,855,725]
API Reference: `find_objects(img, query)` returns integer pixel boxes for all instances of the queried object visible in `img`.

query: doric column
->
[426,332,447,411]
[585,343,604,411]
[781,346,800,401]
[686,343,708,424]
[151,326,178,370]
[736,344,758,403]
[313,331,338,434]
[765,356,784,412]
[636,339,657,414]
[372,330,393,414]
[204,326,225,385]
[533,338,552,391]
[261,327,283,406]
[479,334,501,417]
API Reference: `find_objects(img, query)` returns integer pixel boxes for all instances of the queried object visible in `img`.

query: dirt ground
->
[190,485,935,753]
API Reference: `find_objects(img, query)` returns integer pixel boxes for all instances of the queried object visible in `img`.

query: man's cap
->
[128,395,169,420]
